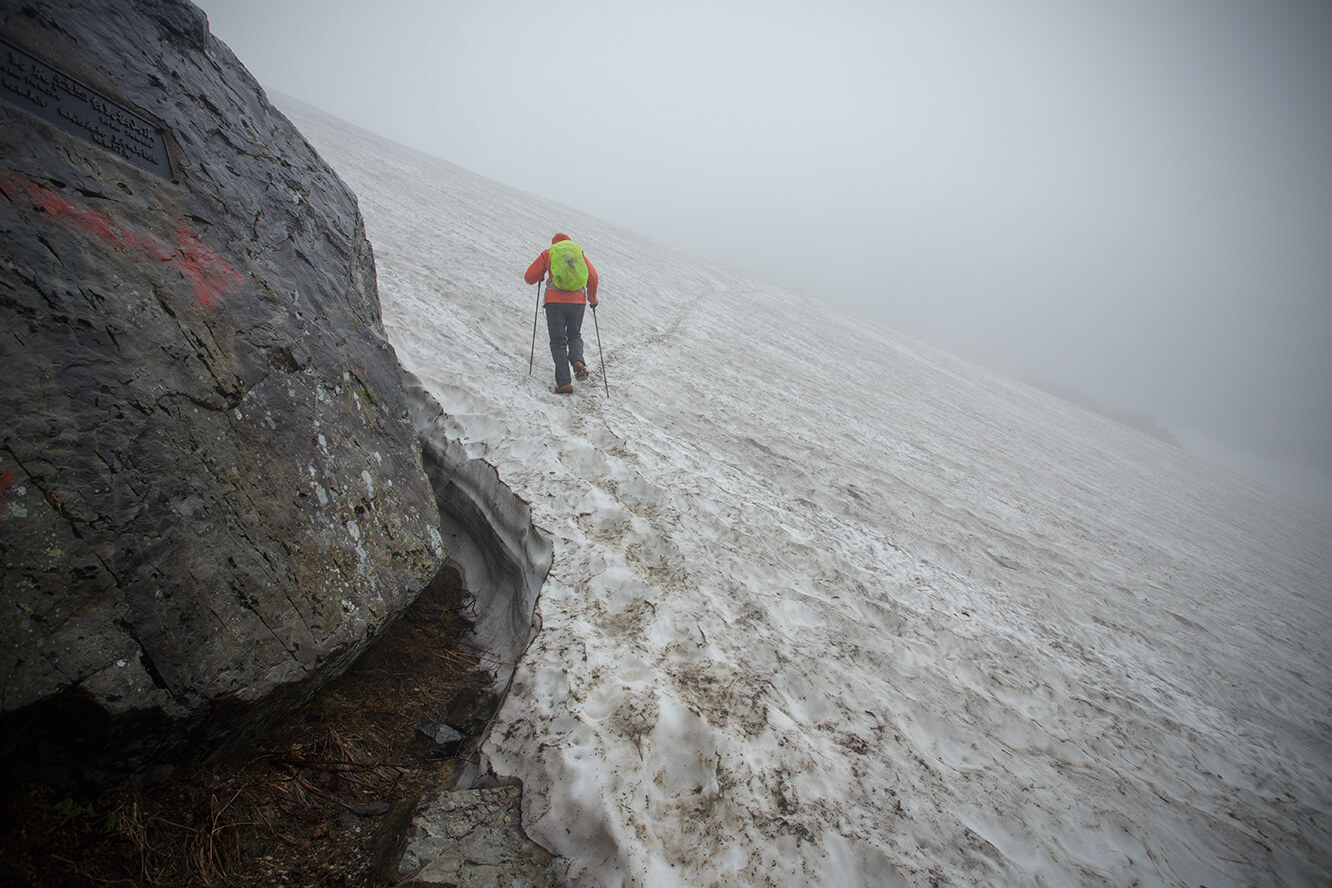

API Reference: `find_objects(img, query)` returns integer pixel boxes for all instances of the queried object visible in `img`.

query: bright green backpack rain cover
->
[549,240,589,291]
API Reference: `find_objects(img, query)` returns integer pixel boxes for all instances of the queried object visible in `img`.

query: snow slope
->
[277,97,1332,887]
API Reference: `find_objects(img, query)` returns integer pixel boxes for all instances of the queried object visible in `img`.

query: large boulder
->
[0,0,445,776]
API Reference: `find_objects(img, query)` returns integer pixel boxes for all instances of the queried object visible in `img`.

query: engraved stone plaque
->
[1,37,172,179]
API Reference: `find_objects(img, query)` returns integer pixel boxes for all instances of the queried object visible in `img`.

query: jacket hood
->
[551,233,571,244]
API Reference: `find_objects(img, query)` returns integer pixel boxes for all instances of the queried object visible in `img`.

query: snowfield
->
[279,98,1331,887]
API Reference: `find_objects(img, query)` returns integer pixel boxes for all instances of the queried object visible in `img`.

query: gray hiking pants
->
[544,302,586,387]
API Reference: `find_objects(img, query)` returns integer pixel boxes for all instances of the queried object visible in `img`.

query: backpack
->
[548,240,589,291]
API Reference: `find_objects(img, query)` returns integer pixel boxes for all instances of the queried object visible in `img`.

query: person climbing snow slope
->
[525,233,599,393]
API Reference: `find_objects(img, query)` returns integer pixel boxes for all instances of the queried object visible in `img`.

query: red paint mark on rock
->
[0,169,242,308]
[173,222,243,309]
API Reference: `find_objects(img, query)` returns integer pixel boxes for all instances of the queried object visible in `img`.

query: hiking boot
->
[554,383,574,395]
[572,361,589,381]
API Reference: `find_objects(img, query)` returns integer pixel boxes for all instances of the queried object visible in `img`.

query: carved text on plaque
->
[1,37,172,179]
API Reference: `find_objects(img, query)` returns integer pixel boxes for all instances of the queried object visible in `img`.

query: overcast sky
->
[195,0,1331,473]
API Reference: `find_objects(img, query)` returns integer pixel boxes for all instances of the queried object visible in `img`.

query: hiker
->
[525,233,599,394]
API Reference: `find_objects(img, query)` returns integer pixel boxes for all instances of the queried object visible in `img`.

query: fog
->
[196,0,1332,484]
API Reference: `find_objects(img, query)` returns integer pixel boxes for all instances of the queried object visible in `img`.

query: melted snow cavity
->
[403,374,552,713]
[281,98,1332,887]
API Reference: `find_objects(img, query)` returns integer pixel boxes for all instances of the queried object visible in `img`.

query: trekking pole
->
[528,281,543,375]
[592,303,609,397]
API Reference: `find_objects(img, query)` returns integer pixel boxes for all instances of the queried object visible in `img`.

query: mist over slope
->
[276,95,1331,887]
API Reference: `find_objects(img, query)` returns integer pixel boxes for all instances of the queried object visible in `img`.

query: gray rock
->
[396,784,555,888]
[417,722,464,746]
[0,0,444,774]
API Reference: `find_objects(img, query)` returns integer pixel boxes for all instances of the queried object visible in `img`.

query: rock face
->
[0,0,445,775]
[396,784,555,888]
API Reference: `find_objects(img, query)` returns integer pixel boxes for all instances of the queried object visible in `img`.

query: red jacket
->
[525,233,599,305]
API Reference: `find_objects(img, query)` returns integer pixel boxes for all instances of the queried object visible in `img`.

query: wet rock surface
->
[0,0,443,776]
